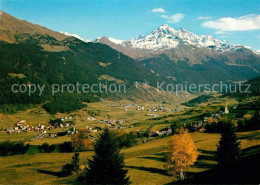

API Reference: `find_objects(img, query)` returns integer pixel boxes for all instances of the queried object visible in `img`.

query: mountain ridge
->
[95,24,259,61]
[96,24,246,52]
[0,11,68,43]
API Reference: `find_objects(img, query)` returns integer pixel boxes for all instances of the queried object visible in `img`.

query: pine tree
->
[71,153,80,172]
[250,110,260,130]
[216,121,241,167]
[84,128,130,184]
[61,152,80,176]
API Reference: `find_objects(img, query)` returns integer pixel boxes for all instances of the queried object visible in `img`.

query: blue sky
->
[1,0,260,50]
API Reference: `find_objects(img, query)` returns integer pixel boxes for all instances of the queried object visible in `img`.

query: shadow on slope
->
[37,169,64,177]
[125,166,168,176]
[178,146,260,184]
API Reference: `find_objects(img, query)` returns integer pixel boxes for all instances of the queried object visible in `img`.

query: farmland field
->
[0,131,259,185]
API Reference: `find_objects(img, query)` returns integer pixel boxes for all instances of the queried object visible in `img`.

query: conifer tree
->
[84,128,130,184]
[251,110,260,130]
[61,152,80,176]
[71,152,80,172]
[216,121,241,167]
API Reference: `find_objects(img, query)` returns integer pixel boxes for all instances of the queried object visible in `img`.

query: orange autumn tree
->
[165,129,198,180]
[71,129,86,151]
[83,138,93,150]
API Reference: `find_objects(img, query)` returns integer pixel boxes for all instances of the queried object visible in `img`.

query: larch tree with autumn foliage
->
[71,129,87,151]
[165,129,198,180]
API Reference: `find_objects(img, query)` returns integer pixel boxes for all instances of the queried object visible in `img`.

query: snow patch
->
[60,31,90,42]
[108,37,124,44]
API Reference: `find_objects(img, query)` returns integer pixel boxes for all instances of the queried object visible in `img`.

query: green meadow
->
[0,131,259,184]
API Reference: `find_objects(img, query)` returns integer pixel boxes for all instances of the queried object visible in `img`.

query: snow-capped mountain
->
[94,24,260,79]
[99,24,240,52]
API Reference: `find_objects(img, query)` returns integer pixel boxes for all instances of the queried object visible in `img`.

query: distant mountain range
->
[97,24,241,51]
[0,11,259,109]
[95,24,260,59]
[96,24,260,84]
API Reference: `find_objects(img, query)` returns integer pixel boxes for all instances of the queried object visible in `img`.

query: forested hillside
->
[141,54,259,85]
[0,37,162,113]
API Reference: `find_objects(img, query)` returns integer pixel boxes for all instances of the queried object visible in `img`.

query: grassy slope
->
[0,131,259,185]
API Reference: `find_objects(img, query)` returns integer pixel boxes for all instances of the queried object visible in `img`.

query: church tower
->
[224,103,229,114]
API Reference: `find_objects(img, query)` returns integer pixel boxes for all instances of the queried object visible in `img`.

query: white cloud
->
[214,31,229,35]
[202,14,260,31]
[151,8,166,13]
[161,13,185,23]
[197,16,213,20]
[60,31,90,42]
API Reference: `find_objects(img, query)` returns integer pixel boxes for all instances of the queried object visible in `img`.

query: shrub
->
[58,141,74,153]
[204,122,222,133]
[0,141,12,156]
[61,163,74,176]
[116,131,138,148]
[237,111,260,131]
[0,141,30,156]
[170,122,181,134]
[11,142,30,155]
[57,131,67,136]
[184,122,197,132]
[38,143,55,153]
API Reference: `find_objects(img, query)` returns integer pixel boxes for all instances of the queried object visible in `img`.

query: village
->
[2,100,252,143]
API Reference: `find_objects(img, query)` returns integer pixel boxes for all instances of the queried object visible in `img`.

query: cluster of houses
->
[124,103,139,108]
[85,124,98,133]
[198,103,231,131]
[87,116,96,121]
[101,119,124,125]
[108,102,181,114]
[145,104,181,113]
[85,121,134,133]
[146,113,158,118]
[149,128,173,137]
[5,120,51,134]
[5,116,75,136]
[110,124,134,130]
[60,116,73,122]
[109,103,121,107]
[50,116,74,128]
[123,103,140,112]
